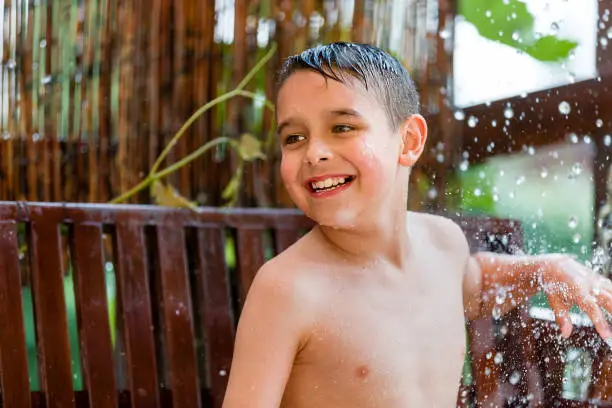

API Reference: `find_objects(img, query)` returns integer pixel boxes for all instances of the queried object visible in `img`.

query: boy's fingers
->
[548,296,572,338]
[579,299,612,340]
[597,291,612,319]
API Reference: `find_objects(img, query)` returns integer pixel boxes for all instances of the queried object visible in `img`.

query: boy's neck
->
[315,207,410,269]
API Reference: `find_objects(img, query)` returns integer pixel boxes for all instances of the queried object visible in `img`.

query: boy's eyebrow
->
[276,109,363,135]
[328,108,363,119]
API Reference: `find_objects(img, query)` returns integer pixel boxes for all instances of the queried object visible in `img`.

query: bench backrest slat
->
[157,224,201,408]
[195,227,235,408]
[72,223,118,408]
[30,211,76,408]
[114,217,161,407]
[235,228,266,302]
[0,220,32,408]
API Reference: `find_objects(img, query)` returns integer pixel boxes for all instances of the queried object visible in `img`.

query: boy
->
[222,42,612,408]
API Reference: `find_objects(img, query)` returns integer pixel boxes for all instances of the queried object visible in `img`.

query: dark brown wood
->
[156,224,201,408]
[29,210,76,407]
[460,77,612,163]
[72,223,118,408]
[236,227,266,301]
[274,228,302,255]
[196,227,235,407]
[0,220,32,408]
[114,216,161,407]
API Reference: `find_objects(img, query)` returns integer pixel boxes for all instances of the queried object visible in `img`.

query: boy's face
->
[276,70,425,228]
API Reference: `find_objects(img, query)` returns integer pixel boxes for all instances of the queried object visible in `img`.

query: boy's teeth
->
[311,177,350,191]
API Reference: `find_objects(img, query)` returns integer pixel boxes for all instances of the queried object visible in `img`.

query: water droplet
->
[558,101,571,115]
[494,352,503,364]
[427,188,438,200]
[509,371,522,385]
[439,29,451,39]
[474,188,482,197]
[467,116,478,128]
[608,27,612,39]
[485,10,492,18]
[436,153,444,163]
[512,31,520,41]
[40,39,47,48]
[573,233,582,243]
[491,119,497,127]
[516,175,525,186]
[596,118,604,128]
[495,289,506,305]
[605,134,612,146]
[459,161,469,171]
[219,369,227,376]
[454,110,465,120]
[492,194,499,202]
[540,167,548,178]
[504,107,514,119]
[568,216,578,229]
[570,162,583,178]
[6,59,16,70]
[550,22,560,34]
[492,306,501,319]
[601,37,609,48]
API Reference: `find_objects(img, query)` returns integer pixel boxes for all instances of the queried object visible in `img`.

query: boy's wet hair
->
[277,42,420,130]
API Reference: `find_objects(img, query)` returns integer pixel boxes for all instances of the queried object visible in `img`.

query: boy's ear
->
[398,114,428,167]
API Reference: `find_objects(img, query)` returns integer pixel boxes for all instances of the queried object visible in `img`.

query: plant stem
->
[150,89,241,175]
[235,42,278,91]
[108,177,155,204]
[155,137,236,180]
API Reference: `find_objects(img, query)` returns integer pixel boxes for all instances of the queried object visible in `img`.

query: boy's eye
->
[284,134,306,145]
[332,124,354,133]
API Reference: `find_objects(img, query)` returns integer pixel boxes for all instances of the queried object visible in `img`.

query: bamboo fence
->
[0,0,454,208]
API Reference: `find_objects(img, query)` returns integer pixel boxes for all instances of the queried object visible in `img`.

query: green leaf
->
[237,133,266,162]
[524,36,578,62]
[459,0,578,62]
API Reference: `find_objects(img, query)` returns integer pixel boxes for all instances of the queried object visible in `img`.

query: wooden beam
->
[459,77,612,163]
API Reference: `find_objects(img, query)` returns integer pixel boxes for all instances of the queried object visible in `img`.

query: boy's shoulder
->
[247,231,326,309]
[407,211,469,253]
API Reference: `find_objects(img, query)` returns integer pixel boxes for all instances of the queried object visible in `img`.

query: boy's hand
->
[542,255,612,341]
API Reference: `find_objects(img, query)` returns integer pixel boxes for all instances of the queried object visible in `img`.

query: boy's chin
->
[305,208,358,230]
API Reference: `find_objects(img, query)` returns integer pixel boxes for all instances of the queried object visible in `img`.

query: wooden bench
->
[0,201,606,407]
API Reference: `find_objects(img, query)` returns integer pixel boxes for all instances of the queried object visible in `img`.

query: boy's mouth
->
[305,175,355,195]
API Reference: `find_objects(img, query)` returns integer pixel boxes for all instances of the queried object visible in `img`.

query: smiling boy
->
[221,42,612,408]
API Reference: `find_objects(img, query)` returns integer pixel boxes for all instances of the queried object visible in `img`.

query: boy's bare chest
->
[282,262,467,407]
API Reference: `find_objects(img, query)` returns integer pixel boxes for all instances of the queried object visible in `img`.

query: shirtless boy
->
[221,42,612,408]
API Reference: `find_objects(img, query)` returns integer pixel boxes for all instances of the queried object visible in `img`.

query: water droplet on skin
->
[568,216,578,229]
[558,101,571,115]
[454,110,465,120]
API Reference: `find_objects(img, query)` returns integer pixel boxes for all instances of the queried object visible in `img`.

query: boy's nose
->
[304,140,332,165]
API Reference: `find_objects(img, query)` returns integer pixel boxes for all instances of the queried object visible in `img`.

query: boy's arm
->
[222,263,312,408]
[463,251,612,340]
